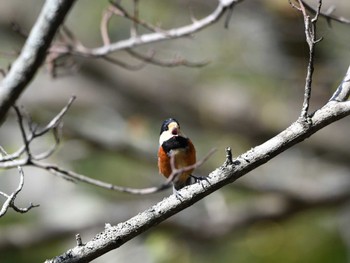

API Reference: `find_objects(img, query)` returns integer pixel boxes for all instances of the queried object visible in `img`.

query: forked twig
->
[0,96,76,167]
[0,147,39,217]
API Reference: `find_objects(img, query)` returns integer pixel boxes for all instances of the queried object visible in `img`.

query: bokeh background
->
[0,0,350,262]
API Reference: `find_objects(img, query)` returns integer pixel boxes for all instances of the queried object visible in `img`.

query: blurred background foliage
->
[0,0,350,262]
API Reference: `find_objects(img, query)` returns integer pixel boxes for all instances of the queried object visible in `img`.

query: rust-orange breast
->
[158,139,196,184]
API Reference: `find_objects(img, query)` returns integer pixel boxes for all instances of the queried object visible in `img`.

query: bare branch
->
[0,148,38,217]
[300,0,350,25]
[36,95,76,136]
[0,96,75,167]
[330,65,350,102]
[0,69,6,78]
[32,124,62,161]
[61,0,242,57]
[101,8,113,46]
[13,106,32,159]
[126,49,209,68]
[43,0,241,73]
[108,1,163,34]
[130,0,140,38]
[0,0,77,123]
[167,148,216,186]
[45,96,350,262]
[0,147,25,162]
[43,54,350,261]
[0,95,215,197]
[101,55,147,71]
[28,148,216,195]
[10,22,28,39]
[0,158,28,168]
[2,176,349,248]
[224,1,240,28]
[102,0,213,69]
[291,0,323,120]
[0,96,75,217]
[1,1,349,261]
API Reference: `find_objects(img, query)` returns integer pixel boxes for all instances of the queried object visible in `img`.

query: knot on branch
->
[298,115,313,129]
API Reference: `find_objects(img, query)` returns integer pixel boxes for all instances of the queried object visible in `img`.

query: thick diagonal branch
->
[0,0,76,123]
[45,82,350,262]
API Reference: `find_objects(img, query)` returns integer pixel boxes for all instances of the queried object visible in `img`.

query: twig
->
[101,4,193,70]
[61,0,242,57]
[47,26,86,78]
[300,0,350,25]
[224,2,238,28]
[290,0,323,121]
[1,98,217,194]
[130,0,139,38]
[126,49,210,68]
[11,22,28,39]
[101,55,147,71]
[0,147,25,162]
[166,148,217,186]
[13,106,32,160]
[29,148,217,195]
[40,0,240,73]
[0,96,75,168]
[0,96,75,215]
[188,3,198,24]
[36,95,76,136]
[330,65,350,102]
[101,8,113,46]
[0,69,6,78]
[108,1,162,34]
[0,147,38,217]
[33,124,62,160]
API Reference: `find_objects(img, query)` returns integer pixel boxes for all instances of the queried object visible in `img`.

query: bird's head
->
[159,118,185,145]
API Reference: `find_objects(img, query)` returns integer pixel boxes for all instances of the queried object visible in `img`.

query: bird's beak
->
[171,127,179,136]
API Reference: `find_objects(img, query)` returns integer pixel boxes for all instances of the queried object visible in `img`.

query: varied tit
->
[158,118,196,194]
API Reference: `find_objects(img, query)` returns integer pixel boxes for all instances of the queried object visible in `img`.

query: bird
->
[158,118,196,195]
